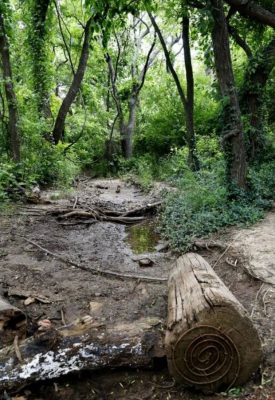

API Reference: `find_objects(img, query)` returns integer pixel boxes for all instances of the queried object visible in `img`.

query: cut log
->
[165,253,262,394]
[0,316,164,391]
[0,295,26,347]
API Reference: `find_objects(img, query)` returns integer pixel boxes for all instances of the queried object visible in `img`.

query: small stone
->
[24,297,35,306]
[138,258,154,267]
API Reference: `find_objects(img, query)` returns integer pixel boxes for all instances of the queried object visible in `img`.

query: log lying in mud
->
[0,317,165,391]
[47,201,162,225]
[0,295,26,347]
[165,253,262,394]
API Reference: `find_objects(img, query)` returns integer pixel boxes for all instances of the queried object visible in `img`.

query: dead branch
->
[18,236,167,283]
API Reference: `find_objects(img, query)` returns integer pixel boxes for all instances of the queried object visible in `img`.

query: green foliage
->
[0,162,21,204]
[249,161,275,201]
[118,154,156,190]
[161,167,269,251]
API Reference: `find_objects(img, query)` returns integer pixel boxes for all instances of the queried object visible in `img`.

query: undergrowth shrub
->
[118,154,157,190]
[161,166,272,251]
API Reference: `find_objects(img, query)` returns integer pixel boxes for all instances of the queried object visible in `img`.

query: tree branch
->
[147,12,187,107]
[137,32,157,95]
[224,0,275,28]
[226,7,253,58]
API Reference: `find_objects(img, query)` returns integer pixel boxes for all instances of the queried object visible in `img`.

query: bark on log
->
[0,317,164,391]
[165,253,262,393]
[0,295,26,347]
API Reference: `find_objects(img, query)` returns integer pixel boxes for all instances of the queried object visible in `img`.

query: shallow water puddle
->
[126,220,160,254]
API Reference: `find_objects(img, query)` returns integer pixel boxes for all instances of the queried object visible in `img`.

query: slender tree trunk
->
[52,17,92,144]
[0,11,20,162]
[240,36,275,162]
[210,0,247,191]
[29,0,52,120]
[148,12,199,171]
[105,32,156,159]
[182,16,199,171]
[121,93,138,159]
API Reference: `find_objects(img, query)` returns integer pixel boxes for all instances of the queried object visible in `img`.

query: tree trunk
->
[52,17,92,144]
[121,94,137,159]
[148,12,199,172]
[210,0,247,191]
[165,253,262,394]
[240,36,275,162]
[0,317,164,391]
[28,0,52,120]
[0,11,20,162]
[182,16,200,171]
[0,295,26,347]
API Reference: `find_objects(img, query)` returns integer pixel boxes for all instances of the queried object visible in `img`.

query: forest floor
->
[0,178,274,400]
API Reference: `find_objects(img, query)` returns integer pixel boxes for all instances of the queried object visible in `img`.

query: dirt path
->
[0,179,274,400]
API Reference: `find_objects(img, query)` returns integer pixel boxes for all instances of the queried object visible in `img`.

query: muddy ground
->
[0,178,274,400]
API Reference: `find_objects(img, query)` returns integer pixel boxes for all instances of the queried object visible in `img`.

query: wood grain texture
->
[165,253,262,393]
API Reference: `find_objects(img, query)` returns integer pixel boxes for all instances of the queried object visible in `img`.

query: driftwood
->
[0,317,165,391]
[0,295,26,347]
[165,253,262,394]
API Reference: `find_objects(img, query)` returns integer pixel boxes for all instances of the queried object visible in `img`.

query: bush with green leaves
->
[161,168,269,251]
[118,154,157,190]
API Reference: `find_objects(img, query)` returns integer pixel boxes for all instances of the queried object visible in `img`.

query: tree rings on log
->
[0,296,26,347]
[165,253,262,393]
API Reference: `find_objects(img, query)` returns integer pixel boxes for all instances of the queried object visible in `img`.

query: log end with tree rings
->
[165,253,262,393]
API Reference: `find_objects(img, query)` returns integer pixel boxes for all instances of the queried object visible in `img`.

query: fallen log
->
[165,253,262,393]
[122,201,162,217]
[0,316,165,391]
[0,295,26,347]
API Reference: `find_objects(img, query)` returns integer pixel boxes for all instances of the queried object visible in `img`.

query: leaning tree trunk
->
[148,12,199,172]
[0,295,26,347]
[0,11,20,162]
[240,36,275,162]
[210,0,247,191]
[224,0,275,28]
[165,253,262,394]
[52,17,92,144]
